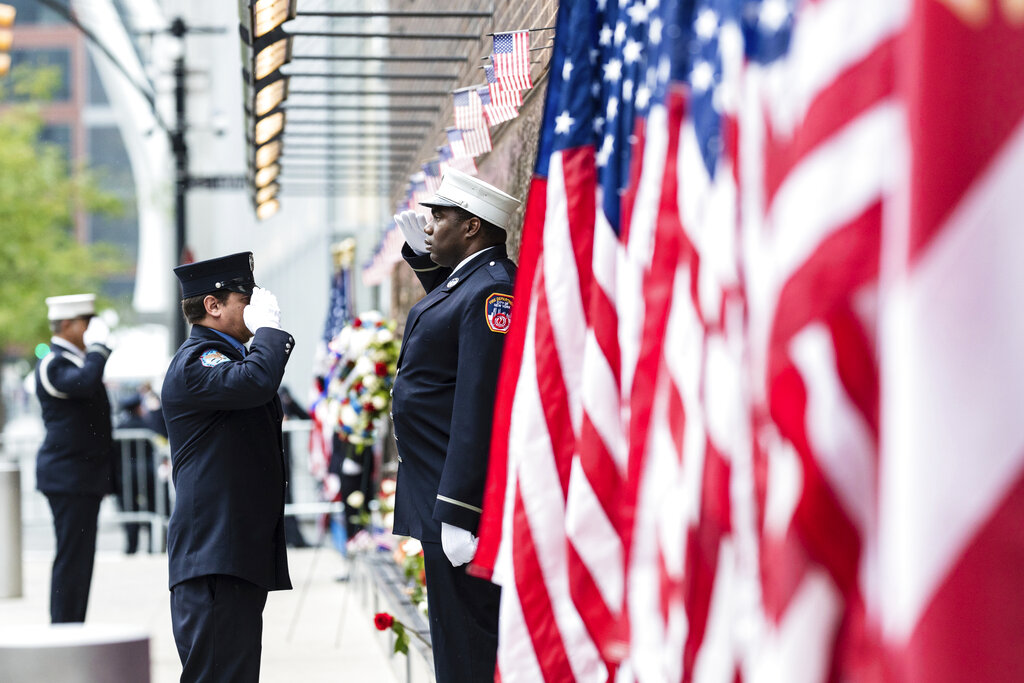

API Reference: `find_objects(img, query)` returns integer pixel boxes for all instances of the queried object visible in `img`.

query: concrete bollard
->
[0,459,22,599]
[0,624,150,682]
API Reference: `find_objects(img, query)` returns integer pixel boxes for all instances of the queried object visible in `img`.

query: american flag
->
[361,225,404,287]
[474,0,1024,680]
[447,125,491,159]
[321,265,352,343]
[422,160,442,194]
[409,172,431,209]
[485,64,524,108]
[493,30,533,92]
[479,85,519,127]
[438,143,477,176]
[454,87,485,131]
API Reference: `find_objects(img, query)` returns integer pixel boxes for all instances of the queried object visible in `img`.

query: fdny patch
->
[485,293,513,334]
[200,349,231,367]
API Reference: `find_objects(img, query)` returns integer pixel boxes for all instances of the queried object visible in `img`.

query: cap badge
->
[249,254,255,271]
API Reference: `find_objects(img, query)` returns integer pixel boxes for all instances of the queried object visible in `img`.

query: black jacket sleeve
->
[402,243,452,294]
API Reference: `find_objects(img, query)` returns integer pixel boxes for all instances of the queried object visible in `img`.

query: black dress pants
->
[170,574,268,683]
[45,493,102,623]
[422,540,502,683]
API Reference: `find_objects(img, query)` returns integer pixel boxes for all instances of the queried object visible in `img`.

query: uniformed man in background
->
[161,252,295,682]
[34,293,113,623]
[391,169,520,682]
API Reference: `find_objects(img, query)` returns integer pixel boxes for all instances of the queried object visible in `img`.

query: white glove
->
[441,522,479,567]
[394,210,429,255]
[83,316,111,348]
[243,286,282,335]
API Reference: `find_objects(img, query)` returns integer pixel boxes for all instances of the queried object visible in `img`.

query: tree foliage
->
[0,66,124,356]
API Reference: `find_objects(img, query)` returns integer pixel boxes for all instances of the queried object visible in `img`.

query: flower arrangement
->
[323,312,401,447]
[392,536,427,613]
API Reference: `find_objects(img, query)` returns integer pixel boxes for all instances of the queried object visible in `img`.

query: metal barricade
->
[110,429,172,554]
[281,419,344,524]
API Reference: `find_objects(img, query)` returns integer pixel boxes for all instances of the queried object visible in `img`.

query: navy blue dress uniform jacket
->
[391,244,516,542]
[161,325,295,592]
[35,340,113,496]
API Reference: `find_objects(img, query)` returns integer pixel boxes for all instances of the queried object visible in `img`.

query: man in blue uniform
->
[161,252,294,682]
[391,169,520,682]
[34,292,113,623]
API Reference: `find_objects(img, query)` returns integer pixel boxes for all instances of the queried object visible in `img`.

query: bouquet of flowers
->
[323,312,401,447]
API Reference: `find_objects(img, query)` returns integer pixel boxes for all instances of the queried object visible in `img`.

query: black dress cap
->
[174,251,257,299]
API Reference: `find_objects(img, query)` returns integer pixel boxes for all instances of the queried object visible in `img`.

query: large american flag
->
[493,30,533,92]
[474,0,1024,681]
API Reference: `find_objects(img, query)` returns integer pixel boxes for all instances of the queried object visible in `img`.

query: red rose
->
[363,401,375,412]
[353,381,363,392]
[353,318,363,328]
[375,362,388,376]
[374,612,394,631]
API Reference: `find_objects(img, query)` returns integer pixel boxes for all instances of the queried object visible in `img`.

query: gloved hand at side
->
[83,316,112,349]
[243,286,282,335]
[394,210,429,255]
[441,521,479,567]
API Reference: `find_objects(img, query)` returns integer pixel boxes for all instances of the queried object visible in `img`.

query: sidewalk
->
[1,546,400,683]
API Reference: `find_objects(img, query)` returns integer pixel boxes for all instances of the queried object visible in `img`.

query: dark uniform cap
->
[174,251,257,299]
[119,393,142,411]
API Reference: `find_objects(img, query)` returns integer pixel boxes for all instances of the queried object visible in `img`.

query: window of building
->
[39,123,72,165]
[5,0,65,25]
[87,126,138,262]
[9,48,72,101]
[87,56,109,106]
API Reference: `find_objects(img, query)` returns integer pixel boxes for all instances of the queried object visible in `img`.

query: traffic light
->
[0,3,14,77]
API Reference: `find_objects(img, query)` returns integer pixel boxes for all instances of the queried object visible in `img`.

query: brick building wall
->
[386,0,558,325]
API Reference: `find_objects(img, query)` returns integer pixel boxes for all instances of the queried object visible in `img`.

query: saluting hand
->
[83,316,112,349]
[394,210,429,255]
[243,286,282,335]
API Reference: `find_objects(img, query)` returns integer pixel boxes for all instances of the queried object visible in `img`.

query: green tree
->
[0,66,123,430]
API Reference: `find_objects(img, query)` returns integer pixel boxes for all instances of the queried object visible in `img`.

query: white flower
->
[380,478,397,495]
[353,356,374,377]
[340,404,359,427]
[362,374,379,391]
[346,490,365,508]
[371,394,388,410]
[376,328,394,344]
[401,538,422,556]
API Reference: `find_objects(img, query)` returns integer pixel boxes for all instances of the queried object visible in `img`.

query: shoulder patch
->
[200,349,231,367]
[485,292,513,334]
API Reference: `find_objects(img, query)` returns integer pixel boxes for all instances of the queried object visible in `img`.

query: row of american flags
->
[461,0,1024,682]
[362,29,537,284]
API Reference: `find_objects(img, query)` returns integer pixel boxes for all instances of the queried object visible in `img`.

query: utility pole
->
[171,35,188,345]
[166,17,246,346]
